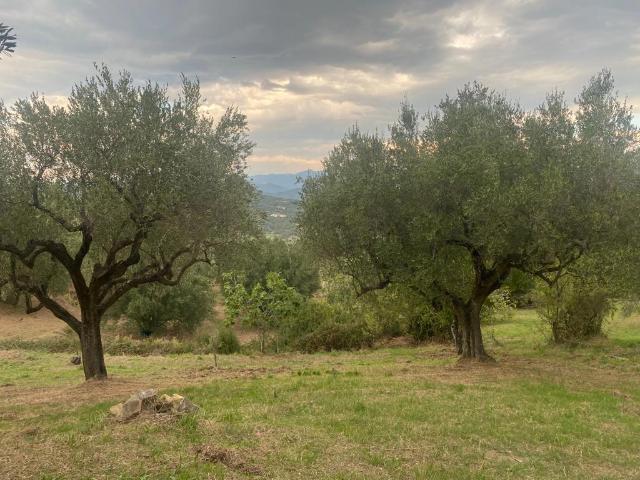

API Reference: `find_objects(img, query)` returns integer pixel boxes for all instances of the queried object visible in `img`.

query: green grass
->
[1,310,640,479]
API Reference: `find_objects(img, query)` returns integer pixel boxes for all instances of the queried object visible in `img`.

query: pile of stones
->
[109,389,199,421]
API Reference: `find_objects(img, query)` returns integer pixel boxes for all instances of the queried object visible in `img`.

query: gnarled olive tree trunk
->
[79,309,108,380]
[452,299,491,361]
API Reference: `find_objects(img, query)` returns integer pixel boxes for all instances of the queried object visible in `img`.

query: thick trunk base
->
[80,319,108,380]
[453,301,495,363]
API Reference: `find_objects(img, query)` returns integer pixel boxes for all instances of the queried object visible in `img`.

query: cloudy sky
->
[1,0,638,174]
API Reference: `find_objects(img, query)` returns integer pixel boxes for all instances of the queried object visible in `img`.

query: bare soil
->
[0,303,70,339]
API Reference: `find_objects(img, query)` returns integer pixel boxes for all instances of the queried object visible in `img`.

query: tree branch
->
[74,225,93,267]
[527,242,586,287]
[30,172,82,232]
[24,294,44,314]
[354,276,391,297]
[97,248,207,316]
[0,238,74,269]
[431,279,465,307]
[8,258,81,334]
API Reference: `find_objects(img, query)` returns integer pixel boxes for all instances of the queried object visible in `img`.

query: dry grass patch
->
[1,310,639,479]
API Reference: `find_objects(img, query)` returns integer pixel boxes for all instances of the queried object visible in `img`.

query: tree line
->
[1,66,638,379]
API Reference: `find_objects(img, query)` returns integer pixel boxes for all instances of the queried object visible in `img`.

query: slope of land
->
[0,303,70,339]
[251,170,318,200]
[1,311,639,479]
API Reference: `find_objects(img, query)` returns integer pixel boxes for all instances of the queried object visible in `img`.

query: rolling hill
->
[250,170,319,200]
[251,171,319,238]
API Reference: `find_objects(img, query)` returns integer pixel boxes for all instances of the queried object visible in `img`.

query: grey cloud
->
[1,0,638,173]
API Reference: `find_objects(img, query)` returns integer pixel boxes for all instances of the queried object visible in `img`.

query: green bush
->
[278,299,375,352]
[295,321,374,352]
[114,273,214,336]
[277,300,329,342]
[481,289,516,325]
[224,271,303,352]
[358,284,452,342]
[538,279,613,344]
[407,307,452,343]
[215,327,241,354]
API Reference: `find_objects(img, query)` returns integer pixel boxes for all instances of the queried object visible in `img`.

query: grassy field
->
[1,310,640,479]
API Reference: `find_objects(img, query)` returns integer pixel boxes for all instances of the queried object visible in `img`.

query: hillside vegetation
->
[255,194,300,239]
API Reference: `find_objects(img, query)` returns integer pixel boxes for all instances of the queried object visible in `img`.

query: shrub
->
[407,307,452,343]
[322,273,358,305]
[215,327,241,354]
[221,237,320,296]
[0,287,20,306]
[115,273,214,336]
[279,299,375,352]
[224,271,303,352]
[278,300,329,342]
[358,285,408,338]
[295,321,374,352]
[537,278,613,343]
[482,289,516,325]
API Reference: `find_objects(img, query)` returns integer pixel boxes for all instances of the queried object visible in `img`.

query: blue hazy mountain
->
[250,170,319,200]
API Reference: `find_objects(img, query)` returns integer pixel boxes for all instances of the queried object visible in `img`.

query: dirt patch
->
[0,303,72,340]
[0,377,157,409]
[0,349,27,360]
[192,365,291,379]
[195,444,262,475]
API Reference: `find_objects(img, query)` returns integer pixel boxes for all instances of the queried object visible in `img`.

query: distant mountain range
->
[250,170,319,200]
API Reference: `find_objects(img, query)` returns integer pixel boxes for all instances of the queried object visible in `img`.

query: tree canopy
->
[299,70,639,360]
[220,236,320,296]
[0,65,257,379]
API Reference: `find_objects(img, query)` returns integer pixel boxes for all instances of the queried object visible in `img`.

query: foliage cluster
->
[111,271,214,337]
[537,277,613,344]
[214,326,241,354]
[299,70,639,359]
[220,237,320,296]
[0,66,257,378]
[223,272,377,352]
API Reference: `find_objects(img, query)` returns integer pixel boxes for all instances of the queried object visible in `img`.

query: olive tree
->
[0,66,256,379]
[300,70,638,361]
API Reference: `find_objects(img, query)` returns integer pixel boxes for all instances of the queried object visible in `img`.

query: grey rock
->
[133,388,157,408]
[109,389,197,421]
[109,389,156,421]
[157,393,199,414]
